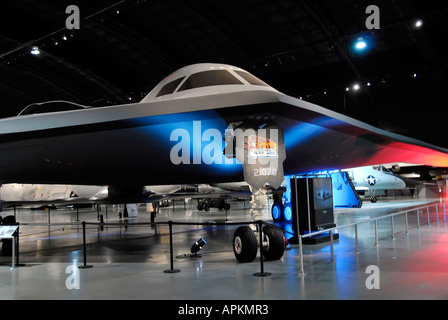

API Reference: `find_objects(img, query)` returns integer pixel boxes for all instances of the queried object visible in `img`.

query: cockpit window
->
[373,165,394,175]
[156,77,185,97]
[234,70,269,87]
[178,70,243,92]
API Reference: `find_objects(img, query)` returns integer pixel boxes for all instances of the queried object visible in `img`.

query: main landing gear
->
[369,190,378,203]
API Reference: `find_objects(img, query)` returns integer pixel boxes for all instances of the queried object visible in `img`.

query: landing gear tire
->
[271,202,284,222]
[283,203,293,223]
[262,227,285,261]
[233,226,258,262]
[370,196,378,203]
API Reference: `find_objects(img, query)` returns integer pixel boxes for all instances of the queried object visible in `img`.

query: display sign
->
[246,134,278,159]
[0,225,18,238]
[126,204,138,218]
[235,124,286,190]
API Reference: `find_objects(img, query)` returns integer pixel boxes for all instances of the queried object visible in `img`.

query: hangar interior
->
[1,0,448,301]
[1,0,447,147]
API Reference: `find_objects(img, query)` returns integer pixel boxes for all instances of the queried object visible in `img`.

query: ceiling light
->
[353,84,360,91]
[355,38,367,50]
[415,20,423,28]
[30,46,40,55]
[352,34,376,54]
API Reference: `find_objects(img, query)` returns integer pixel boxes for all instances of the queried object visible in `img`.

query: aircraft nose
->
[398,177,407,188]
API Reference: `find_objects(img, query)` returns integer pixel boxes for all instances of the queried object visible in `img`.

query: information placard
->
[0,225,18,238]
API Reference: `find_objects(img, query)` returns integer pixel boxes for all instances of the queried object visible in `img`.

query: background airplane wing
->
[0,189,251,210]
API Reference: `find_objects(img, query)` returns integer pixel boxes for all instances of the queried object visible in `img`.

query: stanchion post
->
[11,235,15,270]
[444,202,446,221]
[164,221,180,273]
[15,227,18,267]
[15,225,24,267]
[436,204,439,224]
[330,230,334,262]
[374,220,378,247]
[298,235,305,276]
[405,212,409,234]
[417,209,420,229]
[254,221,271,277]
[391,216,395,240]
[78,221,93,269]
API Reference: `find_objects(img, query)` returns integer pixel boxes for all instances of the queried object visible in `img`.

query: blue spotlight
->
[351,34,375,55]
[190,238,206,256]
[354,37,368,51]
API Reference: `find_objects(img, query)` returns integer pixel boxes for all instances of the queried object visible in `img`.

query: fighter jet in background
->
[343,165,407,203]
[0,184,107,204]
[0,183,250,220]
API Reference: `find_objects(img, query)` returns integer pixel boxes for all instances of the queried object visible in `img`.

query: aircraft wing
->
[0,189,251,210]
[273,93,448,173]
[1,197,101,209]
[1,64,447,187]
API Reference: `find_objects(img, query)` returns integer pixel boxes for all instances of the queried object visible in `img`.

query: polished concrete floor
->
[1,197,448,300]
